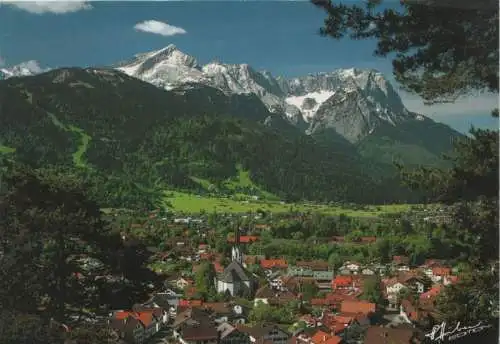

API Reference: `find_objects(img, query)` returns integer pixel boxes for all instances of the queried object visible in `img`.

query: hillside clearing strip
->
[47,113,92,168]
[0,145,15,154]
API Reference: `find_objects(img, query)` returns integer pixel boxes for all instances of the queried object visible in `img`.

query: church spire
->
[231,219,243,265]
[234,219,240,246]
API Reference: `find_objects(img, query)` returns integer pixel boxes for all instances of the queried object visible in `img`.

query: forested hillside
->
[0,68,418,208]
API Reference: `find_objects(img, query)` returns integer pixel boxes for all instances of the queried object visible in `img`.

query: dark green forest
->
[0,68,427,208]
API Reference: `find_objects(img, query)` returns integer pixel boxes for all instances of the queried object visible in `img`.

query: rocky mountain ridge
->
[114,45,425,143]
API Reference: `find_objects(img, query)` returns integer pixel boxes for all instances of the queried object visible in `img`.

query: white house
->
[361,268,375,275]
[174,277,192,290]
[386,281,407,295]
[341,261,361,274]
[385,279,408,309]
[396,265,411,272]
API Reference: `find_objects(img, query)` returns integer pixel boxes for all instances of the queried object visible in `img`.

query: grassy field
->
[161,190,411,216]
[190,164,278,200]
[68,125,91,168]
[48,113,91,168]
[0,145,15,154]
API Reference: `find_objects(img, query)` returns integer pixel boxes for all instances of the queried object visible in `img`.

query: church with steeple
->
[231,224,243,264]
[215,223,256,297]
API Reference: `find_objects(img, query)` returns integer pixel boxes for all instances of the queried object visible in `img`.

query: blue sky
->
[0,0,497,133]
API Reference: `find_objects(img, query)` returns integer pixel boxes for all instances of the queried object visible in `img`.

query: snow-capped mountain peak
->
[0,60,48,79]
[116,45,206,89]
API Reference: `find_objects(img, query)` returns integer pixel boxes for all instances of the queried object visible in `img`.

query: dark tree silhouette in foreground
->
[312,0,498,109]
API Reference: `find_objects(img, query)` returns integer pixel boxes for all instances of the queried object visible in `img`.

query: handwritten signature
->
[424,321,493,342]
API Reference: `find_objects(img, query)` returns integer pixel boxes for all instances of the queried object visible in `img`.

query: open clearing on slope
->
[68,125,91,168]
[47,113,91,168]
[0,145,15,154]
[161,190,411,216]
[190,164,278,200]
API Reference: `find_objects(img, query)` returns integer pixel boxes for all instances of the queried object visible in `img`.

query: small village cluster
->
[106,215,462,344]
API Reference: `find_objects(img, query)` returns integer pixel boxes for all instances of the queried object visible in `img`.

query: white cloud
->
[0,1,92,14]
[134,20,187,37]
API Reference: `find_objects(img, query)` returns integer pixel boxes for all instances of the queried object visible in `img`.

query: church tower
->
[231,221,243,265]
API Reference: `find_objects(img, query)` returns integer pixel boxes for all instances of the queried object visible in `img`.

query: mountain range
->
[114,45,463,166]
[0,45,464,208]
[115,45,420,142]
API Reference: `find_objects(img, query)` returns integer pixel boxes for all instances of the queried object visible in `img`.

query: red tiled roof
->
[200,252,213,260]
[178,299,190,307]
[325,291,359,303]
[213,262,224,273]
[178,299,203,307]
[311,330,330,344]
[420,285,443,300]
[335,315,354,325]
[432,267,451,276]
[311,330,342,344]
[227,236,259,243]
[364,326,416,344]
[340,301,376,315]
[332,276,353,288]
[190,300,203,306]
[114,311,155,327]
[136,312,154,327]
[360,236,377,243]
[260,259,288,269]
[311,298,328,306]
[325,337,342,344]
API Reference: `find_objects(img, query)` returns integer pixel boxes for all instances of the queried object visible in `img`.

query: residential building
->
[260,259,288,271]
[110,309,164,343]
[218,322,252,344]
[193,302,250,325]
[310,330,343,344]
[363,325,422,344]
[254,285,297,306]
[173,308,219,344]
[237,324,291,344]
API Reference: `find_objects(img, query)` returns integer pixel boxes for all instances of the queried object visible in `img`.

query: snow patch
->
[117,64,142,75]
[285,91,335,122]
[339,68,356,79]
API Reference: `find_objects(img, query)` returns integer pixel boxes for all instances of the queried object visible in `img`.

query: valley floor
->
[159,190,411,216]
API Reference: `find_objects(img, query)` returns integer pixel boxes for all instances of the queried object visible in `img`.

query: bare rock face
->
[302,97,317,110]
